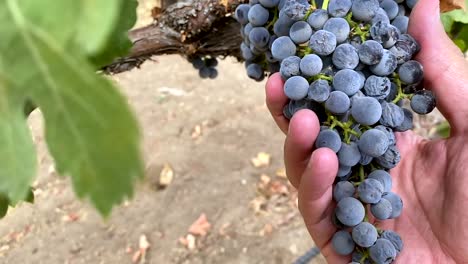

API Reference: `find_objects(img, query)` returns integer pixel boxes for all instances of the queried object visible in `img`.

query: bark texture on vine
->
[104,0,244,74]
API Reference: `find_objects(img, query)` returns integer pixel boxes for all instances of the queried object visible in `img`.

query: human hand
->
[265,0,468,263]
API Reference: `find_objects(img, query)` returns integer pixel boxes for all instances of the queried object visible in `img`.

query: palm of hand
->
[264,1,468,263]
[377,132,468,263]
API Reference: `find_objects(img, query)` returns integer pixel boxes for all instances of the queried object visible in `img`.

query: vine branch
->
[104,0,246,74]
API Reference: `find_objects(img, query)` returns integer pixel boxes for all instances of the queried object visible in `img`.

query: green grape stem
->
[346,13,370,42]
[307,73,332,83]
[325,114,360,144]
[321,0,330,10]
[359,165,365,182]
[266,7,279,30]
[392,73,413,103]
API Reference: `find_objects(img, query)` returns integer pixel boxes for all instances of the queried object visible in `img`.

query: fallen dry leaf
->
[441,0,465,12]
[132,251,142,263]
[62,212,80,222]
[159,163,174,188]
[259,223,274,236]
[251,152,271,168]
[191,125,202,139]
[139,235,150,250]
[179,234,196,250]
[132,235,151,263]
[275,168,287,178]
[249,196,268,214]
[269,180,289,195]
[260,174,271,185]
[188,213,211,236]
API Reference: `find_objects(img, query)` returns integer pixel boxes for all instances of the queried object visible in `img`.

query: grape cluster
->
[235,0,436,263]
[188,55,219,79]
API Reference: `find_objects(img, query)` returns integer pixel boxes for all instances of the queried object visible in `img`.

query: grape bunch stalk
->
[235,0,436,263]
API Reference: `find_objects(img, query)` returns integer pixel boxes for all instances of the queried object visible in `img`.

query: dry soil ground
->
[0,55,330,264]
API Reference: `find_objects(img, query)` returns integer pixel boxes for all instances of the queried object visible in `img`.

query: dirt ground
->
[0,2,446,264]
[0,54,331,263]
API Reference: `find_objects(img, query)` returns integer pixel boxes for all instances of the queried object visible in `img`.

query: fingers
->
[284,109,320,188]
[409,0,468,134]
[297,148,349,263]
[265,73,289,134]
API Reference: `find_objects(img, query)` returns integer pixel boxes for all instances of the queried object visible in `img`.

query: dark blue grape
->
[248,4,270,26]
[259,0,280,8]
[328,0,352,17]
[282,0,311,20]
[333,181,355,202]
[398,60,424,84]
[336,197,365,226]
[300,54,323,76]
[249,27,270,49]
[333,69,363,96]
[370,21,401,48]
[376,144,401,169]
[380,0,399,20]
[358,178,384,204]
[309,30,337,56]
[392,15,409,34]
[380,101,404,128]
[284,76,309,100]
[351,96,382,125]
[381,230,403,253]
[352,0,380,22]
[307,79,330,102]
[246,63,264,81]
[289,21,313,44]
[271,36,297,61]
[352,222,378,247]
[382,192,403,218]
[358,40,384,65]
[395,108,414,131]
[315,128,341,152]
[325,91,350,114]
[332,44,359,69]
[369,239,397,264]
[371,198,393,220]
[307,9,329,30]
[338,142,361,167]
[280,56,301,79]
[235,4,250,25]
[332,231,355,255]
[323,17,350,43]
[368,169,392,193]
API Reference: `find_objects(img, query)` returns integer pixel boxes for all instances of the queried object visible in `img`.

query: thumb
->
[297,148,349,263]
[409,0,468,133]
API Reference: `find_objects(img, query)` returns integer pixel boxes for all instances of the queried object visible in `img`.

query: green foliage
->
[436,122,451,139]
[0,0,143,216]
[438,3,468,137]
[441,0,468,52]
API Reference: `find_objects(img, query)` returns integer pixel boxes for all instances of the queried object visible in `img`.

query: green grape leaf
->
[454,22,468,52]
[0,194,9,218]
[25,187,34,203]
[441,13,455,33]
[436,121,451,138]
[74,1,123,57]
[442,0,468,24]
[0,0,143,215]
[89,0,138,67]
[0,82,36,204]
